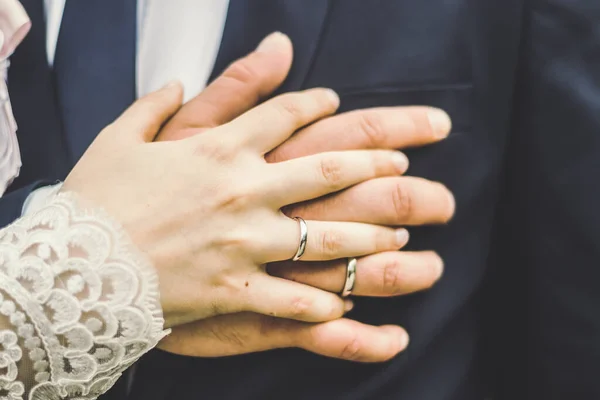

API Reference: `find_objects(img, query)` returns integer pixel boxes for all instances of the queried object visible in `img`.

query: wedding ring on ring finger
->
[273,218,408,264]
[292,217,308,261]
[341,258,357,297]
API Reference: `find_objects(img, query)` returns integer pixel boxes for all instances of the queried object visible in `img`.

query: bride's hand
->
[62,83,410,328]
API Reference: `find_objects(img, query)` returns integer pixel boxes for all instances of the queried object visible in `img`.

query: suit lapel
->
[210,0,332,94]
[53,0,137,163]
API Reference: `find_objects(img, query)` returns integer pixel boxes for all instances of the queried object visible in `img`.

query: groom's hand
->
[159,312,408,362]
[155,32,454,361]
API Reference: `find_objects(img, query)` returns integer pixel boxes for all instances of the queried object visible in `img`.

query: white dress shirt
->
[45,0,230,101]
[24,0,230,214]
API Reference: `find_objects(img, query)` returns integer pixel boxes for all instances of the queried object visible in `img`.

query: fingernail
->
[325,89,340,108]
[432,254,444,280]
[398,331,410,350]
[392,152,409,174]
[395,228,409,247]
[256,31,289,53]
[427,108,452,138]
[446,191,456,220]
[343,299,354,312]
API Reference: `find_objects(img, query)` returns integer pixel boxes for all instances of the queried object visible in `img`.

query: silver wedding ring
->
[292,217,308,261]
[341,258,357,297]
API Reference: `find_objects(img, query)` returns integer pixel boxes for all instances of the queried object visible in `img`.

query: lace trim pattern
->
[0,193,169,399]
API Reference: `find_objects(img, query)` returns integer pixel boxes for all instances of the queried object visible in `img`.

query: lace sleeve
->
[0,193,169,399]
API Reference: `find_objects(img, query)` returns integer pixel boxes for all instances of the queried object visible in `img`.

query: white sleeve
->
[21,183,63,216]
[0,192,169,399]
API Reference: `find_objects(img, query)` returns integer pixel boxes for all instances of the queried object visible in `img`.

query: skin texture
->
[153,33,454,362]
[65,81,420,330]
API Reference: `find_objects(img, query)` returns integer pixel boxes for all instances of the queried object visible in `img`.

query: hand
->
[62,81,411,329]
[160,312,407,362]
[159,33,453,297]
[154,33,453,361]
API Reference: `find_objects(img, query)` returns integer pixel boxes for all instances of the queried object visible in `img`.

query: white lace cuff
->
[0,192,169,399]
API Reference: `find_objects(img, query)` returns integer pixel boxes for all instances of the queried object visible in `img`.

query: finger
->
[242,273,350,322]
[159,313,408,363]
[156,32,293,141]
[265,150,408,207]
[206,88,340,154]
[257,220,409,263]
[294,319,408,362]
[285,176,455,226]
[111,81,184,145]
[266,106,451,163]
[268,251,444,297]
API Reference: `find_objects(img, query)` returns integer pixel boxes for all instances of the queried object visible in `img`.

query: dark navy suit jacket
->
[4,1,600,399]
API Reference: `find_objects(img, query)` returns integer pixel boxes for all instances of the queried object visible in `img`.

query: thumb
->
[111,81,184,144]
[156,32,293,141]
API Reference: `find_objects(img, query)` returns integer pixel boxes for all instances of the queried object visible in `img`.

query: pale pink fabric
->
[0,0,29,195]
[0,0,30,59]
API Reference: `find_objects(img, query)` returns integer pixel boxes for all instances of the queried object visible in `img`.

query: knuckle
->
[224,58,259,86]
[319,230,344,258]
[271,90,334,125]
[274,93,306,119]
[220,187,253,210]
[278,98,306,122]
[391,182,414,221]
[192,138,238,162]
[287,296,313,318]
[318,157,345,190]
[214,226,257,256]
[339,334,362,361]
[382,259,403,294]
[358,112,387,148]
[212,271,245,296]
